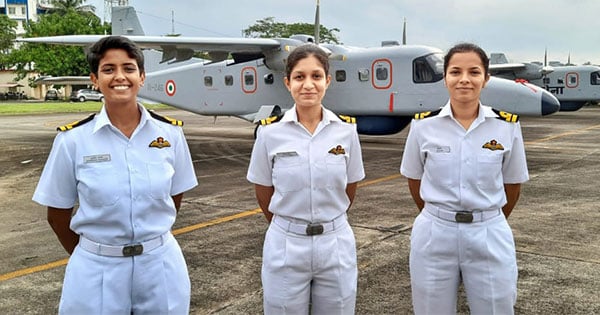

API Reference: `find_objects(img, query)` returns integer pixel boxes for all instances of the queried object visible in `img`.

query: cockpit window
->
[591,71,600,85]
[413,53,444,83]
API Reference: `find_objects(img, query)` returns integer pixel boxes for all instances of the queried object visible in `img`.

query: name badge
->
[84,154,111,163]
[276,151,298,157]
[435,146,451,153]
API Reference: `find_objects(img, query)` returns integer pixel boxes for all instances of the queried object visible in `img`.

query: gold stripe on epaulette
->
[56,114,95,132]
[149,110,183,126]
[493,109,519,123]
[415,111,431,120]
[259,115,280,125]
[338,114,356,124]
[499,111,519,122]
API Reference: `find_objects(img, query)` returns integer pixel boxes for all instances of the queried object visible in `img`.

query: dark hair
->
[443,42,489,75]
[86,35,145,76]
[285,44,329,80]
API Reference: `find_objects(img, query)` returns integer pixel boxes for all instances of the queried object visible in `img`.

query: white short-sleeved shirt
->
[400,102,529,211]
[33,104,198,244]
[247,105,365,223]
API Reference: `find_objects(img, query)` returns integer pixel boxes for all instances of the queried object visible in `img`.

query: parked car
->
[44,89,59,101]
[70,89,104,102]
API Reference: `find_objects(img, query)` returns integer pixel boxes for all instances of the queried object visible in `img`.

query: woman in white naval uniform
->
[400,43,529,315]
[247,44,365,314]
[32,36,198,314]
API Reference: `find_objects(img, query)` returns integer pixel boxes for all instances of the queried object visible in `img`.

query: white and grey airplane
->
[22,5,560,135]
[490,52,600,111]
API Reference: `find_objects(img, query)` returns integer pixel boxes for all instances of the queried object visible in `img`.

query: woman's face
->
[444,51,489,106]
[90,48,145,107]
[284,55,331,109]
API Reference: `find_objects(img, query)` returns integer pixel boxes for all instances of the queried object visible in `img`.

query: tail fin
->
[489,53,509,65]
[111,6,145,36]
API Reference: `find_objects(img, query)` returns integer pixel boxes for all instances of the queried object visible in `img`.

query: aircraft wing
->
[489,63,527,72]
[34,75,92,85]
[19,35,281,53]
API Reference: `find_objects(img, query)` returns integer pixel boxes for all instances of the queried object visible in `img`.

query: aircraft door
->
[566,72,579,88]
[241,67,257,94]
[371,59,393,89]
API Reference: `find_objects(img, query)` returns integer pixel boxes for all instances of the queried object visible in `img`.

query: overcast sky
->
[85,0,600,65]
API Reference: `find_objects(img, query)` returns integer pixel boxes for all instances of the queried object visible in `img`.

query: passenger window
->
[224,75,234,86]
[358,69,369,81]
[336,70,346,82]
[245,74,254,86]
[375,66,388,81]
[264,73,274,85]
[204,76,213,87]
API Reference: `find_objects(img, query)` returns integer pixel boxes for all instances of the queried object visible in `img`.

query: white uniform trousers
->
[410,209,517,315]
[59,232,190,315]
[262,216,357,315]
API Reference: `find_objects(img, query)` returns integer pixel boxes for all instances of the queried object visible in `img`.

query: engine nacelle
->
[355,116,413,135]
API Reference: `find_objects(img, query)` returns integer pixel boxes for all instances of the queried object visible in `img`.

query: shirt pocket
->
[323,154,348,189]
[476,153,503,190]
[424,152,455,186]
[272,155,306,193]
[146,162,175,199]
[77,164,120,207]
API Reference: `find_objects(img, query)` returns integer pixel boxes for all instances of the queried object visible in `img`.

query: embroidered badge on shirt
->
[482,139,504,151]
[328,145,346,155]
[149,137,171,149]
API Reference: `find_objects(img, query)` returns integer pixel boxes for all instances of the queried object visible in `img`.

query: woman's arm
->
[47,207,79,255]
[254,184,275,223]
[407,178,424,212]
[502,183,521,218]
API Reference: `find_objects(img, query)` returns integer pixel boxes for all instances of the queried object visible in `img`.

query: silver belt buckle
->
[306,223,324,236]
[122,244,144,256]
[455,211,473,223]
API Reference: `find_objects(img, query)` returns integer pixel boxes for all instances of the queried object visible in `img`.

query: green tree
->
[48,0,90,14]
[0,15,17,70]
[243,17,340,44]
[8,8,110,82]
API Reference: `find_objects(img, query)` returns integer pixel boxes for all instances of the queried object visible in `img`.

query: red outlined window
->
[371,59,392,89]
[241,67,257,94]
[566,72,579,88]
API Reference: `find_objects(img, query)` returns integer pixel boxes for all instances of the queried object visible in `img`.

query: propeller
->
[314,0,320,44]
[541,48,554,78]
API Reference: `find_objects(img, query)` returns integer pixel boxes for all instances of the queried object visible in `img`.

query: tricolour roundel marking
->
[165,80,176,96]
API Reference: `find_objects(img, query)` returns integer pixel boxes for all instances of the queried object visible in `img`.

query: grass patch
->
[0,101,172,115]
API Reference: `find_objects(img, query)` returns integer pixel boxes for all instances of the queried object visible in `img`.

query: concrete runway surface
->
[0,105,599,314]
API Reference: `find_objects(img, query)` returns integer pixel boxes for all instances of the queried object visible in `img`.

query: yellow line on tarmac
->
[0,174,403,282]
[3,123,598,283]
[525,124,600,145]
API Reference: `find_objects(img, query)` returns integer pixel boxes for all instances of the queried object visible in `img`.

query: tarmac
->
[0,105,599,314]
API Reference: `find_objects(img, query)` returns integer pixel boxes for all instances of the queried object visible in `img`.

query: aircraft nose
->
[541,91,560,115]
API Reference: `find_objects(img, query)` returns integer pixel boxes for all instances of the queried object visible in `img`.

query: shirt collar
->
[93,103,147,134]
[439,101,494,120]
[280,104,340,125]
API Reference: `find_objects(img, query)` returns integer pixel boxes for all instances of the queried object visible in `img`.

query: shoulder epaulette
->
[56,114,95,132]
[258,115,283,126]
[414,108,442,120]
[492,108,519,123]
[149,110,183,126]
[337,114,356,124]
